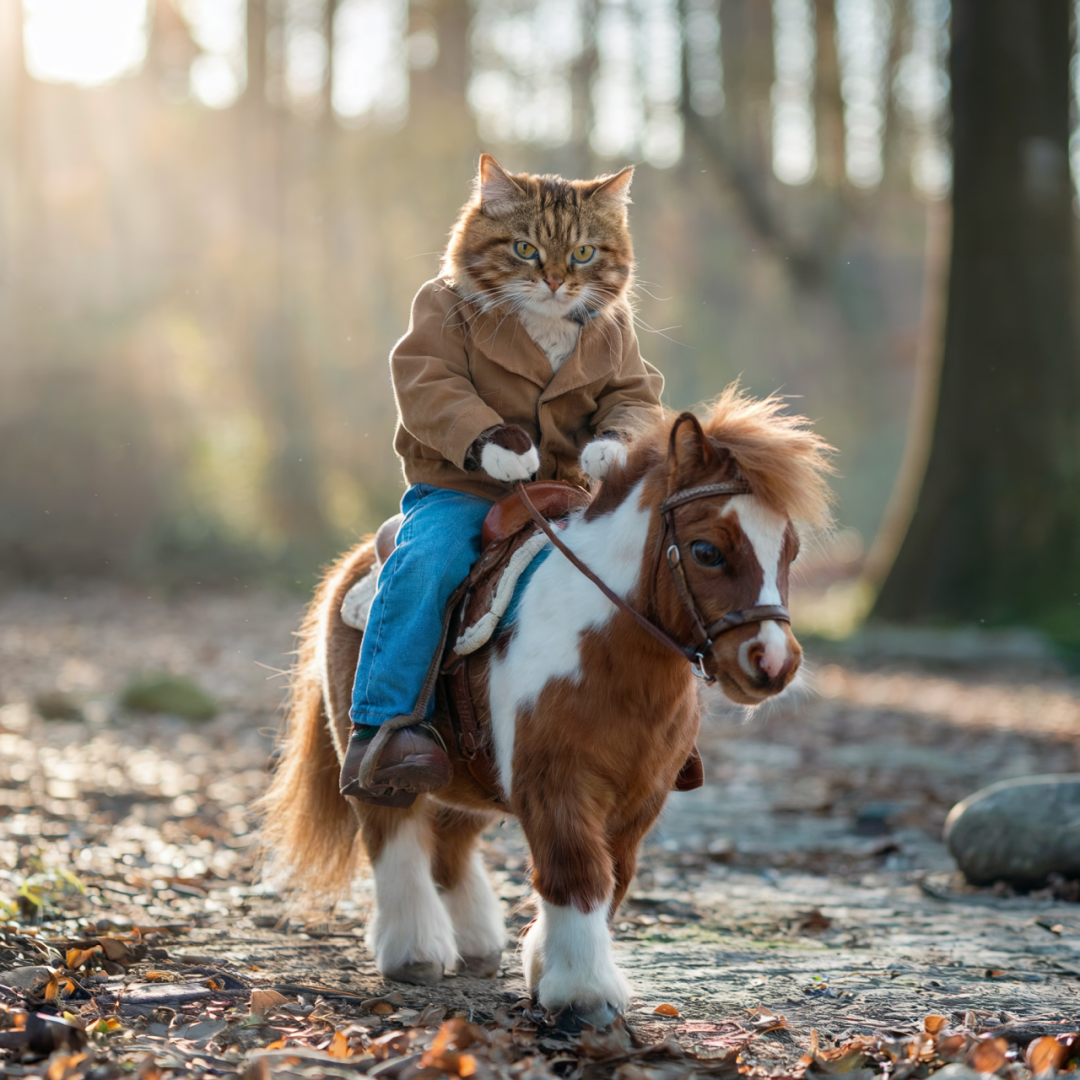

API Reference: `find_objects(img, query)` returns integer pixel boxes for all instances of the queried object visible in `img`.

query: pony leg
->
[359,798,458,985]
[609,795,667,916]
[518,796,630,1028]
[430,806,505,976]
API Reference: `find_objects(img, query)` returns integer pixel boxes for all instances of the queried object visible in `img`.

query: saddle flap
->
[481,481,592,550]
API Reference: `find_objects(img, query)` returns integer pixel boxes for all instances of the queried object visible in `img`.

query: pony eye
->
[513,240,538,260]
[691,540,726,568]
[571,244,595,264]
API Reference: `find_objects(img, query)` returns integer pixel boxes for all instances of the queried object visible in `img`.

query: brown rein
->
[515,436,791,686]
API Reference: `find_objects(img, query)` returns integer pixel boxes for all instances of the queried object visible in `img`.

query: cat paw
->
[580,437,627,481]
[471,424,539,482]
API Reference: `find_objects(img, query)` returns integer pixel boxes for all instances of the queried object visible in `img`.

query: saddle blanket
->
[340,528,552,656]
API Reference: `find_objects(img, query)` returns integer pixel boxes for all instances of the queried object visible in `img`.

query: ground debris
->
[4,590,1080,1078]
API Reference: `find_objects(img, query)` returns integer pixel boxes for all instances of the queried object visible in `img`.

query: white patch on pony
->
[580,438,628,482]
[724,496,791,680]
[480,441,540,483]
[488,482,652,798]
[521,899,631,1021]
[366,816,458,978]
[440,850,506,966]
[518,308,581,371]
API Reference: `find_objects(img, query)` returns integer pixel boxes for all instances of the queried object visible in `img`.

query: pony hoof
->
[384,960,444,985]
[458,951,502,977]
[551,1001,621,1032]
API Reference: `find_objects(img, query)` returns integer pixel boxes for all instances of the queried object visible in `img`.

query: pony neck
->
[558,479,652,602]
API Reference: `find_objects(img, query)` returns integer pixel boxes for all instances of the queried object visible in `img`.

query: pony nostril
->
[747,642,766,673]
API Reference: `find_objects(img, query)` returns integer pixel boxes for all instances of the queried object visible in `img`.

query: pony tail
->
[257,549,374,910]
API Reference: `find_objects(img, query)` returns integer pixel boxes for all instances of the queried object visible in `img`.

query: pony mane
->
[636,385,836,527]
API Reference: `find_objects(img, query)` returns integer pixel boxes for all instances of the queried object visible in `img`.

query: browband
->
[660,481,753,513]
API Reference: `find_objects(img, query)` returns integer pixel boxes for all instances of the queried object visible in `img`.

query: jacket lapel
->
[469,306,552,390]
[539,313,618,403]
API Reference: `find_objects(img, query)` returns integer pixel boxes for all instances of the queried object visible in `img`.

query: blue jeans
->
[350,484,492,725]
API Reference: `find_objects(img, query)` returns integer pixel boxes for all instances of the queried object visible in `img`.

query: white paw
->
[367,818,459,978]
[480,441,540,482]
[521,901,631,1023]
[440,851,506,968]
[580,438,627,482]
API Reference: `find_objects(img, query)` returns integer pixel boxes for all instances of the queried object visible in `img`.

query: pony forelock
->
[639,384,837,528]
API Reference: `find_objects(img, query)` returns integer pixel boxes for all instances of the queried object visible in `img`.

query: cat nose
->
[545,276,563,293]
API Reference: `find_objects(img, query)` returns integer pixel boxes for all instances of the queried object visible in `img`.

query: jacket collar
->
[458,288,618,398]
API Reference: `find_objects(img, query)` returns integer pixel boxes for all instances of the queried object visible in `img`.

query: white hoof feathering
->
[521,900,631,1024]
[580,438,627,482]
[480,441,540,483]
[366,817,458,980]
[440,850,506,972]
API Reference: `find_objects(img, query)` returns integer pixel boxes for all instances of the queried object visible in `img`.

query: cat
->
[442,156,636,372]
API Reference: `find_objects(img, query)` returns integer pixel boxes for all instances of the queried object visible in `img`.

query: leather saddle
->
[372,481,704,809]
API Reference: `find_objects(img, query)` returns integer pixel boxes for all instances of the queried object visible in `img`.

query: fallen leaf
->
[924,1015,949,1035]
[328,1030,350,1059]
[1027,1036,1070,1075]
[372,1029,413,1060]
[938,1034,970,1061]
[653,1003,680,1017]
[372,1001,396,1015]
[99,938,131,963]
[65,946,101,970]
[250,989,288,1017]
[422,1019,490,1073]
[794,909,833,934]
[967,1037,1008,1074]
[746,1007,788,1033]
[137,1053,163,1080]
[416,1003,447,1027]
[47,1051,88,1080]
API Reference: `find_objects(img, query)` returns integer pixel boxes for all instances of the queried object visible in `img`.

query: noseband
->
[516,420,791,685]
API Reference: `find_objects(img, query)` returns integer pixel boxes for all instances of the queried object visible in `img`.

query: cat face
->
[443,154,635,323]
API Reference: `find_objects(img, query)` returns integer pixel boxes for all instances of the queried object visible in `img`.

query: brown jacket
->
[392,278,664,501]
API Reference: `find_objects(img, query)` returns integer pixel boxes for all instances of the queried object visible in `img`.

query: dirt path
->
[1,585,1079,1078]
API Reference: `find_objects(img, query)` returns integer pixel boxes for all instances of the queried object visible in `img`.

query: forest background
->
[0,0,1058,641]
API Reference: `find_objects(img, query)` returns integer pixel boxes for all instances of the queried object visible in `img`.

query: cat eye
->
[513,240,539,260]
[571,244,595,264]
[691,540,726,568]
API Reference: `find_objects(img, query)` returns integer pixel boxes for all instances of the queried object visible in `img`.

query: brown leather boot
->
[340,722,453,806]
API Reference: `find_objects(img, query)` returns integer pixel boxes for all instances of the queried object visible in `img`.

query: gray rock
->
[944,774,1080,886]
[0,965,52,991]
[929,1065,983,1080]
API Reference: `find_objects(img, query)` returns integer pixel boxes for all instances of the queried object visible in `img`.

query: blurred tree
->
[872,0,1080,644]
[243,0,331,562]
[813,0,844,189]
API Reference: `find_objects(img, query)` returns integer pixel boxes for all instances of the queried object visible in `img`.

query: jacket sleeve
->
[391,281,505,469]
[590,315,664,438]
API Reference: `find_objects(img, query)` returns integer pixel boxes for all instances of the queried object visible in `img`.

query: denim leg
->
[350,485,492,725]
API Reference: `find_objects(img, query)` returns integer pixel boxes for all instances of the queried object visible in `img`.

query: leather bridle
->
[515,414,791,686]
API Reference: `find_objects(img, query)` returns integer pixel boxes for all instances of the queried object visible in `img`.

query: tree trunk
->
[872,0,1080,644]
[814,0,845,189]
[243,0,329,561]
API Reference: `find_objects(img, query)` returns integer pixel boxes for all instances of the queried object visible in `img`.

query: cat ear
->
[477,154,523,215]
[591,165,634,205]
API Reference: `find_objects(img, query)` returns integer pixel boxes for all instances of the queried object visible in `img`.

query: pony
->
[259,386,834,1027]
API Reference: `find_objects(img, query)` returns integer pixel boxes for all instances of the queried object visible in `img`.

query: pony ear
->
[666,412,720,491]
[589,165,634,205]
[477,154,523,215]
